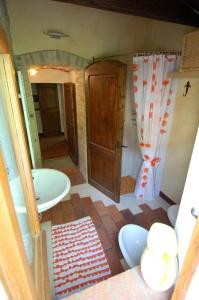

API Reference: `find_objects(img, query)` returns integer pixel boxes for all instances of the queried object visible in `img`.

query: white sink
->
[16,168,71,213]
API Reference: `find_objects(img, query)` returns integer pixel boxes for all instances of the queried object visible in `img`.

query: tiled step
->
[81,196,94,212]
[120,208,135,223]
[152,208,171,226]
[95,226,112,250]
[51,203,64,225]
[100,214,118,235]
[94,200,108,216]
[107,205,126,223]
[104,247,124,276]
[70,193,82,207]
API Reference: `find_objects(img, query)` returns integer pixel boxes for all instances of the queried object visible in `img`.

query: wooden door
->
[85,60,126,202]
[64,83,79,165]
[38,83,61,137]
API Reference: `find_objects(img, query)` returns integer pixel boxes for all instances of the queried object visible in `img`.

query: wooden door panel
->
[38,84,61,137]
[89,75,118,150]
[42,112,60,135]
[64,83,78,165]
[85,60,126,202]
[90,147,116,198]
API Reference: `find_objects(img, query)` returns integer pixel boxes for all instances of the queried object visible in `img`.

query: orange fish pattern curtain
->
[133,54,180,201]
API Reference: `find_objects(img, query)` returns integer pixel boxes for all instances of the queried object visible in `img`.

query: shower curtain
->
[132,54,180,201]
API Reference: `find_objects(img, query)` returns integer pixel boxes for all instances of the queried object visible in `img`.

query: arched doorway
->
[14,50,90,180]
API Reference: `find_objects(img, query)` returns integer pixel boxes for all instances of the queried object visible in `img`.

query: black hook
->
[183,81,191,97]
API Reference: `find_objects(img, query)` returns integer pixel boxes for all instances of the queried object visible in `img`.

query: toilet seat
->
[118,224,148,268]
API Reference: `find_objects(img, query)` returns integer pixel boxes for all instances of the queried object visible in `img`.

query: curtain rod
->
[94,50,181,61]
[133,51,181,57]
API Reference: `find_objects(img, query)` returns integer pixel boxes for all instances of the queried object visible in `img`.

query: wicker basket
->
[180,31,199,71]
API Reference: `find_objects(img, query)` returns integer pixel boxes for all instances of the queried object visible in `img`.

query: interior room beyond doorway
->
[30,68,85,186]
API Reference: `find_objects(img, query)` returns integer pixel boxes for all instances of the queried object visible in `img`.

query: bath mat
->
[51,216,111,299]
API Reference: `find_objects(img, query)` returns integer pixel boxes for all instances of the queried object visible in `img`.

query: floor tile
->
[107,205,126,223]
[42,191,172,278]
[104,248,123,276]
[96,226,112,250]
[101,215,118,235]
[94,201,108,216]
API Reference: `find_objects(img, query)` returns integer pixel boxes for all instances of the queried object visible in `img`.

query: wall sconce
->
[28,68,38,76]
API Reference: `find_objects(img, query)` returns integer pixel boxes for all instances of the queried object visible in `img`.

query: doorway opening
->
[22,67,85,186]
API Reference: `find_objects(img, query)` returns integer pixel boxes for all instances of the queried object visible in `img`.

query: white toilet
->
[167,205,180,227]
[118,224,148,268]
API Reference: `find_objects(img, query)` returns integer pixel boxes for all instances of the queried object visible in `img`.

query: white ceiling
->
[7,0,195,59]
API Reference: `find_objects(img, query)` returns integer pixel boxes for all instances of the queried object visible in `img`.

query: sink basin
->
[16,168,71,213]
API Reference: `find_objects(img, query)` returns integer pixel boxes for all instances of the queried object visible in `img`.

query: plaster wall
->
[30,68,70,83]
[161,78,199,203]
[7,0,195,58]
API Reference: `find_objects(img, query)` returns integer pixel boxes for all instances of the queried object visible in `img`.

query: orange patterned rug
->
[52,217,111,299]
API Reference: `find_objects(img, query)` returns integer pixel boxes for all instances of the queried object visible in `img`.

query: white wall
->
[161,78,199,203]
[175,127,199,269]
[7,0,195,58]
[186,265,199,300]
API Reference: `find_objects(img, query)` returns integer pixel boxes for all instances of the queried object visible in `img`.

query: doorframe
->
[63,82,79,165]
[17,71,37,168]
[0,54,40,235]
[171,216,199,299]
[0,150,38,299]
[171,128,199,299]
[14,51,90,169]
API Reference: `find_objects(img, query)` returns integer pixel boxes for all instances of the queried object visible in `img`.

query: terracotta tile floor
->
[40,135,86,186]
[42,193,171,277]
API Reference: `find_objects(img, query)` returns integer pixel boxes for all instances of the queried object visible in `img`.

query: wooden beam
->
[54,0,199,27]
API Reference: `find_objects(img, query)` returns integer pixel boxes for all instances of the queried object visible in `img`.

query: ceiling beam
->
[54,0,199,27]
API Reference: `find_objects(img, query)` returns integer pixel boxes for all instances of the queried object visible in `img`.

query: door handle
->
[121,145,128,148]
[191,207,199,219]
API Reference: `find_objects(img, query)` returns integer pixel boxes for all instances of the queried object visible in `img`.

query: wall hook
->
[183,81,191,97]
